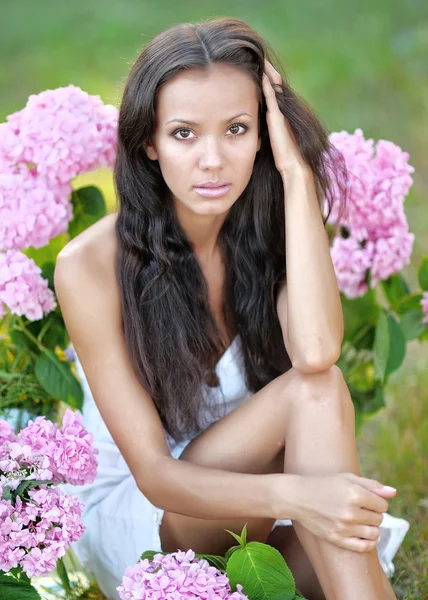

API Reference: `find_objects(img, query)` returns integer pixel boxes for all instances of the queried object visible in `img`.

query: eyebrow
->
[165,112,253,126]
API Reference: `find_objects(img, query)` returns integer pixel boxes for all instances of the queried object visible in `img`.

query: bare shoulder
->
[57,211,119,278]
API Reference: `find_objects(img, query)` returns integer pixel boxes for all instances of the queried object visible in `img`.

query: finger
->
[346,473,397,496]
[264,59,283,86]
[332,535,380,554]
[345,537,380,554]
[361,489,389,515]
[354,508,385,528]
[262,73,282,115]
[347,524,380,541]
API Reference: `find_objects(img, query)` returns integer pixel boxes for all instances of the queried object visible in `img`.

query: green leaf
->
[341,290,379,342]
[418,255,428,291]
[225,545,241,563]
[226,542,295,600]
[194,554,227,572]
[373,310,390,383]
[394,292,423,315]
[385,314,406,376]
[13,480,54,502]
[400,311,425,341]
[350,383,386,417]
[381,274,410,306]
[225,528,245,548]
[24,234,68,269]
[40,261,56,291]
[35,349,83,410]
[419,328,428,342]
[0,575,41,600]
[139,550,169,561]
[8,330,38,354]
[240,523,248,545]
[1,487,12,502]
[68,186,106,239]
[347,361,375,392]
[353,325,375,351]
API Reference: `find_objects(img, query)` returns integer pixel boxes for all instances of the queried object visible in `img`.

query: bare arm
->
[276,169,344,373]
[54,244,299,521]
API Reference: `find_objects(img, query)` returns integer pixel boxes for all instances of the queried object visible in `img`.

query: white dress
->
[68,335,409,600]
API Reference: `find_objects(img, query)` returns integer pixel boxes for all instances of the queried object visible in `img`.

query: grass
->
[3,1,428,597]
[358,340,428,598]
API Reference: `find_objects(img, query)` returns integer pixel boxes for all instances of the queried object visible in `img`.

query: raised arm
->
[53,236,297,522]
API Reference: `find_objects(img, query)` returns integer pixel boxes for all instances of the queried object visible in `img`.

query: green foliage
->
[35,350,83,410]
[337,268,428,432]
[418,256,428,291]
[0,186,104,426]
[227,542,296,600]
[2,480,54,504]
[0,574,41,600]
[140,525,307,600]
[224,525,303,600]
[69,186,106,239]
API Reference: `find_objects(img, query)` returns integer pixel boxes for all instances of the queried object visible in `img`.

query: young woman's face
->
[145,63,261,217]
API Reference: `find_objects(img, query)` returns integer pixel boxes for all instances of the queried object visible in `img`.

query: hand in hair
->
[262,59,310,179]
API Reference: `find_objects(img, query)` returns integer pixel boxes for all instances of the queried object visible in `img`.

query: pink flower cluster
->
[326,129,415,298]
[422,292,428,325]
[0,250,56,321]
[0,85,118,251]
[0,487,84,577]
[0,85,118,321]
[117,549,249,600]
[0,409,98,577]
[0,409,98,488]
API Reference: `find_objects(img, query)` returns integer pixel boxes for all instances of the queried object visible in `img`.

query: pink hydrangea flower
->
[1,85,118,185]
[0,409,98,493]
[0,85,118,253]
[117,549,249,600]
[0,420,16,444]
[0,487,84,577]
[330,236,374,299]
[17,409,99,486]
[325,129,415,298]
[422,292,428,325]
[0,250,56,320]
[0,167,72,250]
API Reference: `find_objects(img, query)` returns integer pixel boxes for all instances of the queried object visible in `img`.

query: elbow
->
[136,455,170,506]
[291,345,342,374]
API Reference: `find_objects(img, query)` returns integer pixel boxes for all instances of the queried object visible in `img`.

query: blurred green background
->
[3,1,427,597]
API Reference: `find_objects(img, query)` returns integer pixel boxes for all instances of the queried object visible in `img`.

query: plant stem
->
[14,317,45,352]
[56,557,74,598]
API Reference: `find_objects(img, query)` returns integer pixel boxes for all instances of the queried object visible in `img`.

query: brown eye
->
[173,128,195,141]
[227,123,248,136]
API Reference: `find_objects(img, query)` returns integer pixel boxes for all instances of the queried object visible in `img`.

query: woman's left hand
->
[262,59,310,179]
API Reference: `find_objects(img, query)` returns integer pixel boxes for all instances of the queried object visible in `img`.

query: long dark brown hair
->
[113,17,347,442]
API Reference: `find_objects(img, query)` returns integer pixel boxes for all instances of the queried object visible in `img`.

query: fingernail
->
[382,486,396,493]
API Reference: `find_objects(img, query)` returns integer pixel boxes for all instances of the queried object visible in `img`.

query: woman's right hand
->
[284,472,397,553]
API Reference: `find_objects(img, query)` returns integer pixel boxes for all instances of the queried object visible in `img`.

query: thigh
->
[160,365,345,554]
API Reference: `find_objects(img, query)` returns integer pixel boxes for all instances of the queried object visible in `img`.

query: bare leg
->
[282,366,397,600]
[160,365,397,599]
[267,524,397,600]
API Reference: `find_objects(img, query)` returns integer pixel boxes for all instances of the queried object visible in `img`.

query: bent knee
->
[281,364,353,414]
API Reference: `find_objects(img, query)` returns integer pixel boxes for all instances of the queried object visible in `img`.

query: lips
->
[193,183,232,198]
[194,181,230,188]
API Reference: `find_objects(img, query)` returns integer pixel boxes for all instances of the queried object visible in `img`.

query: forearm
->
[283,169,344,368]
[142,456,300,521]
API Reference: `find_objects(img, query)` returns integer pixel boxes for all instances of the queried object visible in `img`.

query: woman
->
[55,17,408,600]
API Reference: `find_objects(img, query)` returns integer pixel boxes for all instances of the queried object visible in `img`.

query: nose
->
[198,135,224,171]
